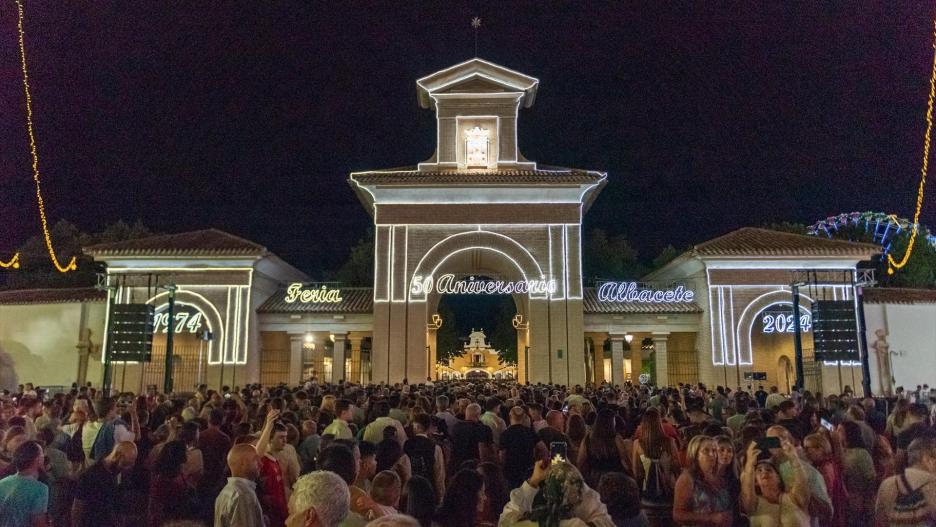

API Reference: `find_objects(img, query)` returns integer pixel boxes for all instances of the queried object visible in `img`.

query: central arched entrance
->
[422,242,530,384]
[368,224,590,386]
[413,239,532,384]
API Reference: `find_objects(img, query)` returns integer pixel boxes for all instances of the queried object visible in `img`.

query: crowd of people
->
[2,378,936,526]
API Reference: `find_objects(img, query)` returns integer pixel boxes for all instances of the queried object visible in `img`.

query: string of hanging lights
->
[888,17,936,275]
[0,254,20,269]
[10,0,77,273]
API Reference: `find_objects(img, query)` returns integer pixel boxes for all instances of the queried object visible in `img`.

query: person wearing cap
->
[765,426,832,526]
[741,439,810,527]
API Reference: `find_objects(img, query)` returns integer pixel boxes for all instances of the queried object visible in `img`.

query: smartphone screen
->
[756,436,781,451]
[550,441,568,461]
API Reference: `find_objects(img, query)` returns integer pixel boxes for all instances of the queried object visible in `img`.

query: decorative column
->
[513,315,529,384]
[631,339,643,385]
[312,333,326,381]
[427,314,442,381]
[332,334,347,383]
[595,336,606,385]
[426,327,438,380]
[348,333,363,384]
[653,333,670,387]
[609,334,627,386]
[585,333,606,385]
[288,334,304,384]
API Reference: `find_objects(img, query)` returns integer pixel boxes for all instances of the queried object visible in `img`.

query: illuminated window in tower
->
[465,126,490,168]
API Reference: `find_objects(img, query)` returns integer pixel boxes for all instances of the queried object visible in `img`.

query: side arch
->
[735,289,813,366]
[147,289,226,364]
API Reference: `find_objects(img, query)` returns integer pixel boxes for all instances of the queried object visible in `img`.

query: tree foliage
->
[651,244,681,270]
[582,228,645,285]
[435,299,461,363]
[488,297,518,365]
[335,228,374,287]
[1,219,154,290]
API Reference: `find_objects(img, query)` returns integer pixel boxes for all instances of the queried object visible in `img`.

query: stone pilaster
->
[332,335,347,383]
[610,335,627,386]
[653,333,670,387]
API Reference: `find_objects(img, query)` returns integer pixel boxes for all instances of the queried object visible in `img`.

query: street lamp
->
[625,333,634,344]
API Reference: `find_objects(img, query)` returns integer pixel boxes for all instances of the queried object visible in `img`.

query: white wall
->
[0,302,106,391]
[864,302,936,392]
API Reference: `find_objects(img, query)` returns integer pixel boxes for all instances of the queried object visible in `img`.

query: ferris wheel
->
[807,211,936,256]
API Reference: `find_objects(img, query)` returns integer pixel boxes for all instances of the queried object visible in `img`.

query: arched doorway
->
[371,225,585,386]
[423,244,529,384]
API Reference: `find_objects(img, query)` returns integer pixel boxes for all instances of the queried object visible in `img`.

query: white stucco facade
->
[863,290,936,395]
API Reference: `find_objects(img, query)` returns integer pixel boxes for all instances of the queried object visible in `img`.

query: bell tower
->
[415,58,539,171]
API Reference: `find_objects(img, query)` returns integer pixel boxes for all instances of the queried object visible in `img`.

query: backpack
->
[890,471,935,526]
[640,444,674,503]
[64,423,85,464]
[405,436,436,486]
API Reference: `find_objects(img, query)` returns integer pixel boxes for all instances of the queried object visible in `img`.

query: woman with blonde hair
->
[885,398,911,441]
[320,394,337,415]
[673,435,735,526]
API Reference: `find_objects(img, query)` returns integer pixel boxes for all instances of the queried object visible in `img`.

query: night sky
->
[1,3,935,277]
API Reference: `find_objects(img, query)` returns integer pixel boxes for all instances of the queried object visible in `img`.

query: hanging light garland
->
[888,18,936,275]
[12,0,76,273]
[0,253,20,269]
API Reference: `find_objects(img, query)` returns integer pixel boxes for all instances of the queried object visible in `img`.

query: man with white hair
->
[287,470,351,527]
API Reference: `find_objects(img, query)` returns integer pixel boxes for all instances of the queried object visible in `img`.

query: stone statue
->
[873,329,893,396]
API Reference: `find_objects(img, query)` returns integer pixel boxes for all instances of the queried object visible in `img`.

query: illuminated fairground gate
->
[350,59,606,385]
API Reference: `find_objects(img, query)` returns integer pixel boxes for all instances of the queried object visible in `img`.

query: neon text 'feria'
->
[284,284,343,303]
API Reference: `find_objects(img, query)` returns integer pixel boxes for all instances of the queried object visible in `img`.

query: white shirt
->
[214,477,264,527]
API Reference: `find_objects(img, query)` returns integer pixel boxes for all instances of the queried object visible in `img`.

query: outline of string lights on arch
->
[807,211,936,257]
[1,1,77,272]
